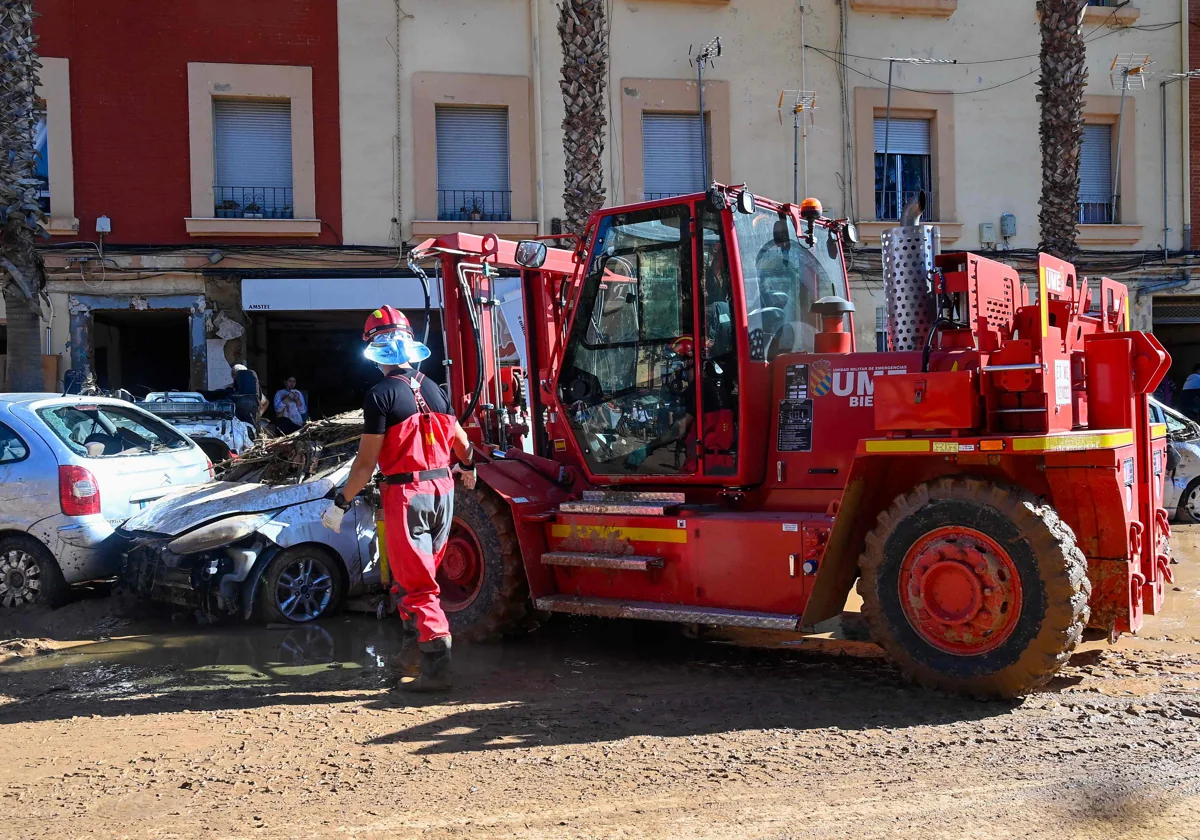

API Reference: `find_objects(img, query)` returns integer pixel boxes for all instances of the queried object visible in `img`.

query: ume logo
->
[831,368,907,407]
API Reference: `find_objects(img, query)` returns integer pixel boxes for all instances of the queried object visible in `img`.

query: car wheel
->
[0,535,68,608]
[258,546,345,624]
[1180,479,1200,523]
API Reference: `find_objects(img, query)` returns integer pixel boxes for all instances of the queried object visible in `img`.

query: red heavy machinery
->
[404,186,1171,698]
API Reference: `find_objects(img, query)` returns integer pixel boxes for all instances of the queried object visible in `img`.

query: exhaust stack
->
[881,191,940,352]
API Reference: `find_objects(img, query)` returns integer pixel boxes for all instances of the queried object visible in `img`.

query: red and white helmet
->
[362,305,430,365]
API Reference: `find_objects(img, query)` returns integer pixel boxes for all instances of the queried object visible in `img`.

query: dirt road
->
[3,530,1200,839]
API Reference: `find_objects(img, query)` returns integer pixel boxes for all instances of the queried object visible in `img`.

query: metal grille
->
[1153,297,1200,324]
[881,224,940,352]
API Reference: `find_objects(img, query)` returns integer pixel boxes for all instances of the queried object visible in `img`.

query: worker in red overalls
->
[323,306,476,692]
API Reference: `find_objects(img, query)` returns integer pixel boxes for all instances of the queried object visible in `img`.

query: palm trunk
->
[559,0,608,235]
[0,0,47,391]
[1036,0,1089,259]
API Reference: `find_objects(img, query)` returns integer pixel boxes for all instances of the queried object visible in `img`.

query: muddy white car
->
[120,464,382,623]
[1152,397,1200,521]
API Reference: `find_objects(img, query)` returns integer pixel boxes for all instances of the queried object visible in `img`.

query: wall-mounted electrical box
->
[1000,213,1017,239]
[95,215,112,234]
[979,222,996,247]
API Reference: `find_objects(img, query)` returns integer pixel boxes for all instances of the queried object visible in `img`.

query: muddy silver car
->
[0,394,212,608]
[1152,397,1200,521]
[120,464,382,623]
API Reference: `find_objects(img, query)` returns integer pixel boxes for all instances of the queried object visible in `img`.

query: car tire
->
[1179,479,1200,523]
[0,535,69,609]
[258,546,345,624]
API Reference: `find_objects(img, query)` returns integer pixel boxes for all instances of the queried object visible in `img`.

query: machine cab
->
[548,188,854,487]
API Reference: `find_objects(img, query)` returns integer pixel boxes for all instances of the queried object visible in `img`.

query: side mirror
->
[841,223,859,247]
[514,240,548,269]
[736,190,756,215]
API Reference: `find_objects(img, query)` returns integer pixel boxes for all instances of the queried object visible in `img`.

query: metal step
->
[540,551,664,571]
[535,595,799,630]
[562,490,686,516]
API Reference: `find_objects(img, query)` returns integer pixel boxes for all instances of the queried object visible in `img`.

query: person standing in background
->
[274,376,307,433]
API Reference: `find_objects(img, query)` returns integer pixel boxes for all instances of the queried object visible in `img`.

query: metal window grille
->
[875,305,887,352]
[873,118,933,222]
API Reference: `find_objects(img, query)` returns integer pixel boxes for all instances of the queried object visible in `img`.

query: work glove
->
[452,463,478,490]
[321,502,346,533]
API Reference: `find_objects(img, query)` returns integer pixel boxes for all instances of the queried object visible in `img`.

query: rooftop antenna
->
[690,37,722,187]
[880,57,956,220]
[778,90,818,204]
[1109,53,1151,225]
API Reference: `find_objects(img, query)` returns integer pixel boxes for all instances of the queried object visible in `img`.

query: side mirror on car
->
[514,240,548,269]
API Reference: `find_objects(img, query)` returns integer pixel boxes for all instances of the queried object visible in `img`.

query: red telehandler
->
[403,186,1171,698]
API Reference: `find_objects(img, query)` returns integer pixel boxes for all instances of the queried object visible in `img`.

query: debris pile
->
[218,411,364,484]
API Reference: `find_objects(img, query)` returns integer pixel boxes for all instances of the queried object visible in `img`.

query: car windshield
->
[37,403,192,458]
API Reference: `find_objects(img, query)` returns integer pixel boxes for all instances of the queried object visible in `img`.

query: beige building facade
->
[338,0,1188,354]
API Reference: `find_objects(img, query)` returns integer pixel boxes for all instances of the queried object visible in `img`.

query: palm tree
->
[1036,0,1089,259]
[558,0,608,234]
[0,0,48,392]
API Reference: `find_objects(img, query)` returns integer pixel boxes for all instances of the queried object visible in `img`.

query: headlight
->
[167,511,278,555]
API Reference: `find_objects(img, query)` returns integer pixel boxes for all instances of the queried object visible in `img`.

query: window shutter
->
[642,113,706,197]
[435,106,510,192]
[1079,123,1113,202]
[873,118,931,155]
[213,100,293,191]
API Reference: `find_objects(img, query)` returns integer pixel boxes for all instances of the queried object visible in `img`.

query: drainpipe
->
[530,0,545,234]
[1163,79,1171,261]
[1183,0,1192,251]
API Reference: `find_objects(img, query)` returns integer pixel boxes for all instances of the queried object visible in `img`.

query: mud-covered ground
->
[2,531,1200,839]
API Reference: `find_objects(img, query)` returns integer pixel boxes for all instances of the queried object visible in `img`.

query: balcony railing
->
[437,190,512,222]
[875,189,935,223]
[214,186,294,219]
[644,191,688,201]
[1078,195,1116,225]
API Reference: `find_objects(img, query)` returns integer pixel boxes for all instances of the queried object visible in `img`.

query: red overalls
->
[378,372,458,642]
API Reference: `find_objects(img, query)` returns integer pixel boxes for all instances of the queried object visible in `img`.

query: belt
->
[382,467,451,485]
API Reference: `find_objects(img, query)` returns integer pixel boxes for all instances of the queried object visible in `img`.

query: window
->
[733,208,842,360]
[876,306,888,352]
[874,117,932,221]
[642,113,706,199]
[435,106,511,222]
[213,99,294,220]
[0,422,29,464]
[559,203,695,476]
[33,102,49,214]
[699,204,739,476]
[1079,123,1114,224]
[37,404,191,458]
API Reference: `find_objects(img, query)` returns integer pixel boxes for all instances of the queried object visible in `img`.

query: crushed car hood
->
[123,473,341,536]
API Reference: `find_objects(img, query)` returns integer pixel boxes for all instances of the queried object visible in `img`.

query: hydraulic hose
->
[405,253,433,358]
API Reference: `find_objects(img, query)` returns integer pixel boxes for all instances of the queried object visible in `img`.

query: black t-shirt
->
[363,371,453,435]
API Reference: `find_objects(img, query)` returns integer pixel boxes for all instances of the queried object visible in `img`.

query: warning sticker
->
[777,399,813,452]
[1054,359,1072,406]
[784,364,809,400]
[933,441,959,454]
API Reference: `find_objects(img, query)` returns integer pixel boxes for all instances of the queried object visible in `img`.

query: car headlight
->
[167,511,278,555]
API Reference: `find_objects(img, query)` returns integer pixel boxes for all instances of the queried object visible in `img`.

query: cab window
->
[733,208,845,360]
[559,204,696,476]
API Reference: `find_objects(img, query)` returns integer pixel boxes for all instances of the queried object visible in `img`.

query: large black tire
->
[857,478,1091,699]
[258,546,345,624]
[0,535,68,608]
[442,486,532,642]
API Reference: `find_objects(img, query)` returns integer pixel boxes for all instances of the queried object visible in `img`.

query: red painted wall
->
[35,0,341,245]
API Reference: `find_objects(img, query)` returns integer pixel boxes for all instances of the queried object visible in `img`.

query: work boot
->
[387,618,421,679]
[399,636,452,693]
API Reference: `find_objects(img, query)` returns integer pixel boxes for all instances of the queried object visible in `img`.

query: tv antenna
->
[690,37,722,186]
[1108,53,1151,224]
[879,57,956,220]
[778,90,818,203]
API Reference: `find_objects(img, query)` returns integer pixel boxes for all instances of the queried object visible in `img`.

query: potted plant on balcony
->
[468,197,484,222]
[243,201,263,219]
[217,199,240,217]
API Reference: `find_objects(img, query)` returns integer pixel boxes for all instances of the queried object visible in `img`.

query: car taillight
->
[59,465,101,516]
[206,457,215,480]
